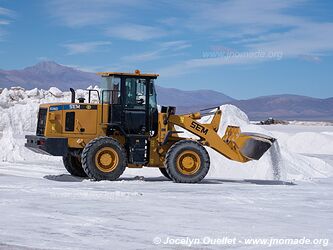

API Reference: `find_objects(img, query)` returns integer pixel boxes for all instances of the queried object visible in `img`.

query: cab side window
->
[100,76,121,104]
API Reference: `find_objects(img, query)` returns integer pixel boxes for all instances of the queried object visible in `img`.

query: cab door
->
[121,78,148,134]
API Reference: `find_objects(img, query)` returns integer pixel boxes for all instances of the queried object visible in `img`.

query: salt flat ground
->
[0,125,332,250]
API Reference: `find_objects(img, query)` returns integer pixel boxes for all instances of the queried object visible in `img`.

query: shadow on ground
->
[204,179,296,185]
[43,174,295,185]
[43,174,86,182]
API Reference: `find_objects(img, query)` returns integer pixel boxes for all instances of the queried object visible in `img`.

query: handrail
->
[88,89,100,103]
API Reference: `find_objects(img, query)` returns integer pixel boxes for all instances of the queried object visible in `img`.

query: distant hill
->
[229,95,333,121]
[1,61,332,121]
[156,86,235,108]
[0,61,99,90]
[178,95,333,121]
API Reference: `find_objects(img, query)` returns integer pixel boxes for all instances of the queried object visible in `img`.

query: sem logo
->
[69,104,80,109]
[190,121,208,135]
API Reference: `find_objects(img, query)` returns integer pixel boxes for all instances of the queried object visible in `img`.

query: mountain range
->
[1,61,332,121]
[0,61,98,89]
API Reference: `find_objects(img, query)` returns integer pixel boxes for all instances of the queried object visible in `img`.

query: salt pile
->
[0,121,23,162]
[48,87,64,97]
[0,86,99,133]
[285,132,333,155]
[203,105,332,181]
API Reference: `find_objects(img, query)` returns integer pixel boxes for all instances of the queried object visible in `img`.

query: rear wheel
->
[62,152,87,177]
[81,137,127,181]
[165,140,210,183]
[159,167,171,180]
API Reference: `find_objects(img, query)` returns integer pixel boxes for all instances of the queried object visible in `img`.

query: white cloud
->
[48,1,114,27]
[247,22,333,57]
[121,49,164,62]
[64,64,102,73]
[46,0,333,75]
[181,0,333,56]
[48,0,176,44]
[157,0,333,75]
[0,7,12,16]
[0,19,10,25]
[159,55,265,77]
[0,6,14,40]
[121,40,191,62]
[49,1,170,41]
[48,0,146,28]
[62,41,112,55]
[298,54,321,63]
[158,17,179,26]
[105,24,167,41]
[160,40,192,50]
[65,63,125,73]
[182,0,304,34]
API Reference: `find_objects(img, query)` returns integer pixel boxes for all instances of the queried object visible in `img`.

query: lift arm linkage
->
[167,110,275,163]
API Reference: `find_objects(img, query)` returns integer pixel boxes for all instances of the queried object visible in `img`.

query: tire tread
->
[81,137,127,181]
[165,140,210,183]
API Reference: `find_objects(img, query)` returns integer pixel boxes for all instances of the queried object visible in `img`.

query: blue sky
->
[0,0,333,99]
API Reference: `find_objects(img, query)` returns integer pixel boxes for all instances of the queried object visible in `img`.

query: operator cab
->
[97,70,159,164]
[98,70,158,135]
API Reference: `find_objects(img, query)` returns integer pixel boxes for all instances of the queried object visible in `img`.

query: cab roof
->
[97,69,159,78]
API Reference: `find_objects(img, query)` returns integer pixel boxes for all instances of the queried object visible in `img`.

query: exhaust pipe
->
[70,88,75,103]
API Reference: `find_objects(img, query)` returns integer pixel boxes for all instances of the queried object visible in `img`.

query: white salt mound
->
[0,87,72,133]
[204,105,332,181]
[286,132,333,155]
[48,87,63,97]
[0,125,23,162]
[26,88,40,97]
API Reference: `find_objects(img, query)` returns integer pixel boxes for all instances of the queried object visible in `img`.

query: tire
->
[81,137,127,181]
[62,152,87,177]
[159,167,171,180]
[165,140,210,183]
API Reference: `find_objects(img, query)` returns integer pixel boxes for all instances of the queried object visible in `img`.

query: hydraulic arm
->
[167,108,275,163]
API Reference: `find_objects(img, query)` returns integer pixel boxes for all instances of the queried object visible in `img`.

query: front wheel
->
[165,140,210,183]
[81,137,127,181]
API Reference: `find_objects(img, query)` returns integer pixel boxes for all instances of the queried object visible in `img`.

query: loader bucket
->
[222,126,276,162]
[237,132,276,160]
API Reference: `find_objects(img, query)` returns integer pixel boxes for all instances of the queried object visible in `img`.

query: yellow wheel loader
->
[25,70,275,183]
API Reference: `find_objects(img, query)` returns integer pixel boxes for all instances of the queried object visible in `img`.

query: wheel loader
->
[25,70,275,183]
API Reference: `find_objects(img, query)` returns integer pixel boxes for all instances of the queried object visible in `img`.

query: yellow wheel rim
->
[176,150,201,175]
[95,147,119,173]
